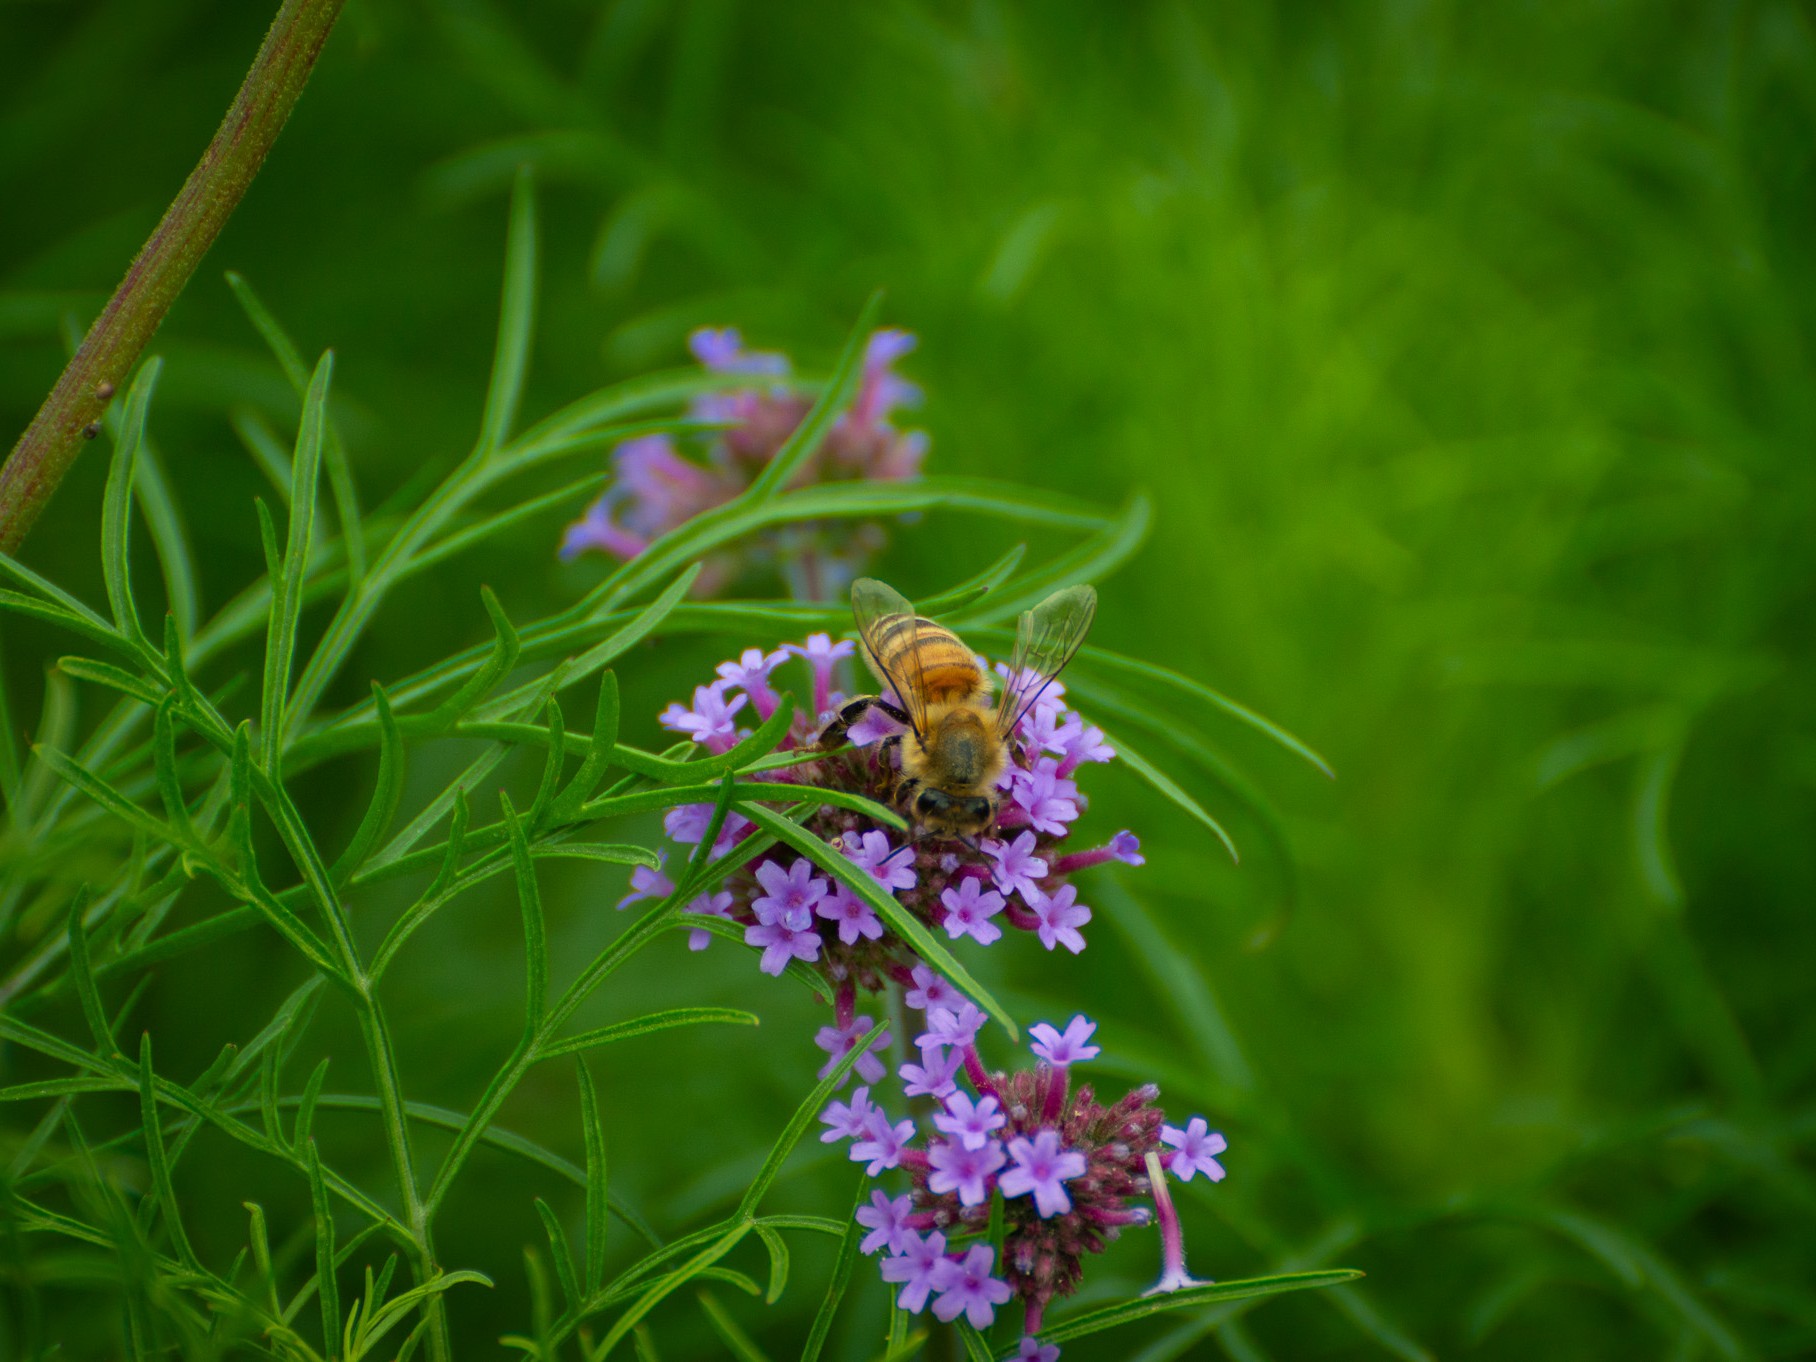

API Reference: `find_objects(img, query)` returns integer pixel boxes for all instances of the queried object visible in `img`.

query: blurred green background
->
[4,0,1814,1357]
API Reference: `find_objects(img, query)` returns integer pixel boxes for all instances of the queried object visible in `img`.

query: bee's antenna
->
[880,841,915,866]
[958,834,981,853]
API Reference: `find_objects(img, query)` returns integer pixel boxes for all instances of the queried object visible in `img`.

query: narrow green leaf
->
[55,654,161,705]
[0,549,120,644]
[1075,646,1334,779]
[66,893,113,1056]
[799,1178,870,1362]
[295,1057,330,1149]
[151,700,195,842]
[263,351,333,773]
[331,684,405,884]
[305,1138,342,1358]
[737,803,1015,1039]
[577,1058,610,1292]
[538,1007,759,1060]
[0,633,20,808]
[246,1201,281,1315]
[699,1287,774,1362]
[421,586,521,728]
[1099,723,1238,862]
[735,1021,888,1221]
[479,168,539,456]
[554,668,619,815]
[502,794,548,1034]
[137,1034,199,1268]
[225,271,365,584]
[753,1222,790,1305]
[260,1048,283,1147]
[34,744,170,841]
[535,1198,582,1312]
[953,1321,993,1362]
[531,842,658,869]
[1040,1271,1361,1345]
[102,357,161,641]
[132,442,200,641]
[526,697,566,830]
[746,293,881,501]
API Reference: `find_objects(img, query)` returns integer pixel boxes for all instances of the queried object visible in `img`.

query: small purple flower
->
[616,857,674,911]
[715,647,789,719]
[751,858,828,931]
[999,1129,1088,1218]
[816,883,884,945]
[851,1113,916,1175]
[1110,830,1144,865]
[982,830,1049,902]
[1016,1340,1060,1362]
[683,888,732,951]
[930,1244,1013,1329]
[815,1016,887,1086]
[785,633,856,717]
[1029,883,1092,954]
[658,682,749,754]
[905,964,963,1013]
[917,1002,987,1054]
[849,328,921,427]
[926,1137,1006,1207]
[856,1190,916,1256]
[744,891,822,976]
[1160,1117,1228,1183]
[939,878,1005,946]
[933,1091,1006,1151]
[840,829,917,892]
[1010,763,1081,835]
[689,326,789,377]
[818,1087,877,1143]
[880,1230,956,1314]
[1029,1016,1100,1067]
[559,493,645,560]
[900,1048,962,1101]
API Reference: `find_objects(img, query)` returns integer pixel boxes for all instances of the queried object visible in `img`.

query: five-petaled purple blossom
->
[934,1091,1007,1151]
[1161,1116,1229,1182]
[851,1113,916,1175]
[932,1244,1015,1328]
[900,1049,963,1101]
[658,683,748,753]
[818,1087,877,1144]
[856,1190,916,1256]
[940,878,1006,945]
[879,1230,953,1314]
[1030,1015,1100,1067]
[1030,883,1092,954]
[1000,1130,1089,1218]
[927,1137,1008,1207]
[918,1002,988,1054]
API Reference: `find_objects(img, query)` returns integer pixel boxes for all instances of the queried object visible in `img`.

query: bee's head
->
[911,787,996,840]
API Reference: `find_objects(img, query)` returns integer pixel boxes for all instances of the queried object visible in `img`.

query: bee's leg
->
[814,695,911,750]
[877,734,903,765]
[892,774,922,815]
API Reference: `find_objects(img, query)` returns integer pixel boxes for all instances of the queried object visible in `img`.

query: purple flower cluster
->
[820,1006,1228,1346]
[648,638,1141,1007]
[562,327,927,595]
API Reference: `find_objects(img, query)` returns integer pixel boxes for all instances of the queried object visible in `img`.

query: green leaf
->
[225,271,365,584]
[529,842,657,869]
[305,1139,341,1356]
[1097,722,1238,863]
[66,893,113,1056]
[55,654,162,705]
[577,1058,610,1292]
[954,1321,994,1362]
[734,1018,888,1221]
[746,292,882,502]
[553,669,620,816]
[132,442,200,641]
[799,1178,870,1362]
[295,1057,330,1149]
[502,794,548,1036]
[151,700,195,842]
[1074,646,1333,779]
[262,351,333,775]
[526,697,566,830]
[1039,1271,1362,1345]
[736,803,1015,1040]
[421,586,521,729]
[137,1034,199,1269]
[534,1198,581,1312]
[753,1222,789,1304]
[102,356,161,642]
[538,1007,759,1059]
[332,684,404,884]
[478,167,539,456]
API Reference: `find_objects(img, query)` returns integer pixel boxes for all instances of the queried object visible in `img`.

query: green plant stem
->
[0,0,348,552]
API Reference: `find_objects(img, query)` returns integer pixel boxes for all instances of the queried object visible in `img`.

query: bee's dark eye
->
[916,790,946,816]
[963,798,992,822]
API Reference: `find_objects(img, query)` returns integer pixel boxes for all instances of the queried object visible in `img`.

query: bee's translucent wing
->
[851,576,930,739]
[994,584,1098,737]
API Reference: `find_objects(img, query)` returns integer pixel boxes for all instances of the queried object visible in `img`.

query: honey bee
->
[816,577,1098,841]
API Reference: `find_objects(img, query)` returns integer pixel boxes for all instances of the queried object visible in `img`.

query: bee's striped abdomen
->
[875,617,985,703]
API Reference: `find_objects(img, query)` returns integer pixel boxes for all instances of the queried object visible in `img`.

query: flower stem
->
[0,0,348,552]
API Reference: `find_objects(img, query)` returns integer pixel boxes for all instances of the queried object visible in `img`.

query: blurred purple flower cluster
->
[820,1008,1228,1348]
[626,636,1142,998]
[562,327,927,596]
